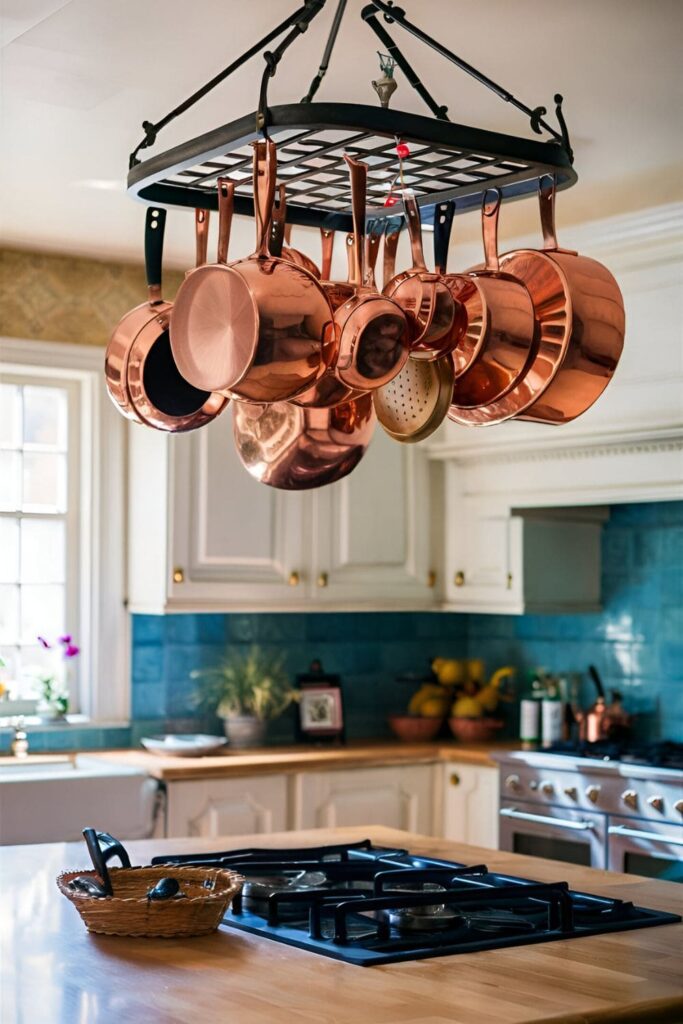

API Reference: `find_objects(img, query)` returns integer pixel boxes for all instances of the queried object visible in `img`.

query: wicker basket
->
[57,865,243,937]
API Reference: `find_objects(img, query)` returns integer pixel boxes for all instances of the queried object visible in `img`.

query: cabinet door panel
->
[299,766,434,834]
[442,763,499,849]
[445,491,522,612]
[166,776,288,838]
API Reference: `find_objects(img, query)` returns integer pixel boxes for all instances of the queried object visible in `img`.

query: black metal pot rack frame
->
[127,0,576,231]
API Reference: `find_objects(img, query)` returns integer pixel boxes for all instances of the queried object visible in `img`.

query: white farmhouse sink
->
[0,755,160,845]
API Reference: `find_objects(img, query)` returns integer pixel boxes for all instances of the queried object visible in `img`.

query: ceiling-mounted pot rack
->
[126,0,576,231]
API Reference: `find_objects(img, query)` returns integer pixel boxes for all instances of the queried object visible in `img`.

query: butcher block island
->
[2,828,682,1024]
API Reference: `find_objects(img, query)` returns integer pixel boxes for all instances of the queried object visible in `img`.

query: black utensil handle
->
[588,664,605,699]
[144,206,167,294]
[433,200,455,274]
[83,829,132,896]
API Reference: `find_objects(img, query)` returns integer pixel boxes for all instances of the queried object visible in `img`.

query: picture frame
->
[296,660,345,744]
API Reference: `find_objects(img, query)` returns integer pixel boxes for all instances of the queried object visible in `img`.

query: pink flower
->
[37,636,52,649]
[64,644,80,659]
[58,635,72,645]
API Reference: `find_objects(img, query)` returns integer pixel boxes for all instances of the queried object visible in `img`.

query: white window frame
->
[0,337,128,723]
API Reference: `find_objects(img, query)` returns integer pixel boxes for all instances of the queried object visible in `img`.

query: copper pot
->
[448,189,538,410]
[171,140,336,404]
[281,222,321,279]
[384,192,458,359]
[382,215,403,290]
[506,178,625,424]
[232,392,375,490]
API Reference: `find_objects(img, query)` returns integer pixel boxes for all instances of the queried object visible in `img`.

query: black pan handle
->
[83,828,132,896]
[144,206,166,300]
[588,665,605,700]
[433,200,455,275]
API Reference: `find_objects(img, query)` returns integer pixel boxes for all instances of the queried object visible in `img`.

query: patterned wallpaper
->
[0,248,183,347]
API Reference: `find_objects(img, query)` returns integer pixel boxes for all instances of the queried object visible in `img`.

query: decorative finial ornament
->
[371,51,398,108]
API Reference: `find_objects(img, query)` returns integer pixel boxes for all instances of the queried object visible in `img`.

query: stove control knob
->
[529,780,539,791]
[505,774,522,792]
[541,781,555,796]
[675,799,683,815]
[621,789,639,811]
[563,786,578,801]
[585,785,601,804]
[647,795,665,813]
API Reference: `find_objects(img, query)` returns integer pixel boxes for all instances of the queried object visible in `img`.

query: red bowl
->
[388,715,443,743]
[448,717,504,743]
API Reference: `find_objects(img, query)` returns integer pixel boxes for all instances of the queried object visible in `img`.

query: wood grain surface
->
[2,826,681,1024]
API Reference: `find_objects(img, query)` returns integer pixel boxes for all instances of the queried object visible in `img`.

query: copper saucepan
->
[384,192,458,360]
[505,177,625,424]
[281,221,321,279]
[382,216,403,290]
[232,392,375,490]
[126,206,228,432]
[172,139,336,403]
[448,189,538,410]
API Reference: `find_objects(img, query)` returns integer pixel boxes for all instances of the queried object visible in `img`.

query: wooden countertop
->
[2,827,681,1024]
[84,739,519,779]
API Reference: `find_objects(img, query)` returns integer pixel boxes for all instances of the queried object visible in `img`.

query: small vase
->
[222,715,267,749]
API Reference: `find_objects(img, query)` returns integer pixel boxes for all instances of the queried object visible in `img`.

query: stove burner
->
[382,884,461,932]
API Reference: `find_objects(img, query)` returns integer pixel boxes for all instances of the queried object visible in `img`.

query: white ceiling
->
[1,0,682,269]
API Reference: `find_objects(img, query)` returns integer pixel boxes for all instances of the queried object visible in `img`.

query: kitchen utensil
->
[382,215,403,290]
[602,690,633,741]
[126,205,229,432]
[232,391,375,490]
[83,827,131,895]
[68,875,109,898]
[447,189,538,410]
[365,218,385,288]
[384,192,458,359]
[146,877,184,901]
[140,734,228,757]
[588,664,606,700]
[373,351,455,443]
[172,139,336,403]
[510,176,625,424]
[320,227,334,281]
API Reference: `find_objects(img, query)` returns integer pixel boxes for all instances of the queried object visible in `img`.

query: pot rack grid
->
[127,0,576,232]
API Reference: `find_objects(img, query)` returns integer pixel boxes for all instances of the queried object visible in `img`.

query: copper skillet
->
[446,189,538,410]
[384,192,459,359]
[171,139,335,403]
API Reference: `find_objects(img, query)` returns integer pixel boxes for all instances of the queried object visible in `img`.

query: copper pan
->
[448,189,538,410]
[384,192,459,359]
[281,221,321,279]
[232,392,375,490]
[126,207,228,432]
[105,206,168,423]
[382,216,403,290]
[506,177,625,424]
[172,140,336,404]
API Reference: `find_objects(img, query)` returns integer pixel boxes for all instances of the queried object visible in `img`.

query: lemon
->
[408,684,444,715]
[476,666,515,713]
[466,658,485,682]
[451,695,483,718]
[420,697,450,718]
[435,659,465,686]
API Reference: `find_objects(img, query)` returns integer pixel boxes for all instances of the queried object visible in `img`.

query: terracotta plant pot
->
[448,717,504,743]
[388,715,443,743]
[222,716,267,749]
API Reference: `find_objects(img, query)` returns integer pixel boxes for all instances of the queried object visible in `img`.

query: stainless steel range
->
[496,742,683,881]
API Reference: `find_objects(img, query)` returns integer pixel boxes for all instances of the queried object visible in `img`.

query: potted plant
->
[33,635,80,722]
[191,646,298,749]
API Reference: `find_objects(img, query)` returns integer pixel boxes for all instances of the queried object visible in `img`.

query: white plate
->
[141,734,227,758]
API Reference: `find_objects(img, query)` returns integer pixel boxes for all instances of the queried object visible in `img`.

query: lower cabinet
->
[165,775,288,838]
[441,763,499,850]
[298,765,435,835]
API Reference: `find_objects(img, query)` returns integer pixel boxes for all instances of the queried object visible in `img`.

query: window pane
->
[0,385,22,448]
[0,451,21,511]
[0,647,19,688]
[22,452,67,512]
[20,584,64,644]
[0,519,20,582]
[23,386,68,450]
[0,585,20,644]
[21,519,66,583]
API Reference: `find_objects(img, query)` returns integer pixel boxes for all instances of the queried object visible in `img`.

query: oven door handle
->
[608,825,683,847]
[500,807,596,831]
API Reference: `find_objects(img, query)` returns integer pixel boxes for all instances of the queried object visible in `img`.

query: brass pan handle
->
[195,208,210,268]
[252,139,276,257]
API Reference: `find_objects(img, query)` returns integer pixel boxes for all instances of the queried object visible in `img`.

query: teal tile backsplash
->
[5,501,681,752]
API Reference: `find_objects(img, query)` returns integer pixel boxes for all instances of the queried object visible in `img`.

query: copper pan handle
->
[364,219,384,289]
[403,191,427,271]
[346,233,358,286]
[144,206,166,304]
[271,184,287,258]
[344,154,368,290]
[195,208,210,269]
[252,139,277,257]
[320,228,334,280]
[433,200,455,276]
[382,216,403,289]
[539,174,559,251]
[216,178,234,266]
[482,188,501,274]
[283,223,293,246]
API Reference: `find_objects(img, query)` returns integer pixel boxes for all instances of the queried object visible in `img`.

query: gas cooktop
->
[545,740,683,771]
[152,840,681,966]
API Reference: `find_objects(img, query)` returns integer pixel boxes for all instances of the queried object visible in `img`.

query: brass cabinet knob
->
[317,572,328,588]
[449,772,460,787]
[454,570,465,587]
[427,570,437,588]
[172,567,185,584]
[288,570,301,587]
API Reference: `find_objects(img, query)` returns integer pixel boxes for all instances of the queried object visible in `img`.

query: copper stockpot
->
[448,189,538,410]
[505,178,625,424]
[232,391,375,490]
[384,192,459,359]
[171,139,336,403]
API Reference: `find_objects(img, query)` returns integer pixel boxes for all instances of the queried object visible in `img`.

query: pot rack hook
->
[257,0,328,134]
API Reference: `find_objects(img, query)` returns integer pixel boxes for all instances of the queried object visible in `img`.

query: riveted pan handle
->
[195,208,210,268]
[144,206,166,304]
[539,175,559,252]
[270,184,287,258]
[482,188,502,274]
[252,139,277,257]
[216,178,234,266]
[344,154,368,290]
[320,228,334,280]
[433,200,455,276]
[365,218,385,289]
[382,215,403,289]
[403,191,428,271]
